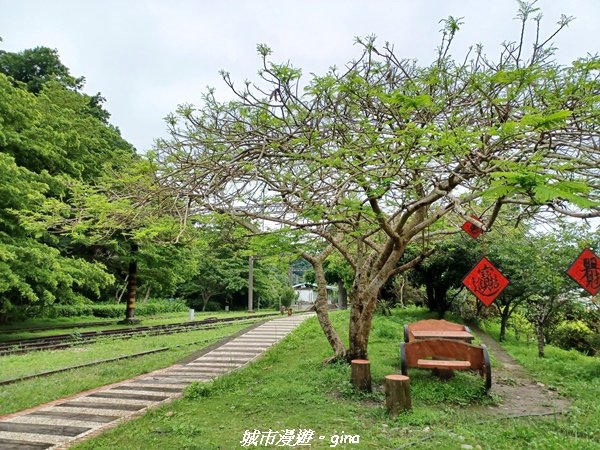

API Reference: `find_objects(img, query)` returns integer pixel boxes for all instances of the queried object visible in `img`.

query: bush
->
[42,304,94,318]
[585,333,600,356]
[185,381,214,399]
[41,299,188,319]
[279,286,297,308]
[508,312,534,342]
[136,299,188,315]
[203,300,223,312]
[90,305,123,318]
[549,320,596,355]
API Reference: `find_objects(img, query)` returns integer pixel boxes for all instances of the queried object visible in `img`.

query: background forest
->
[0,45,296,323]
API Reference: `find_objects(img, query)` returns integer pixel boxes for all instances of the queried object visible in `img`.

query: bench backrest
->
[401,338,485,369]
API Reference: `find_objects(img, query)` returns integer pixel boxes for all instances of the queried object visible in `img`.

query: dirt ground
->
[472,327,571,417]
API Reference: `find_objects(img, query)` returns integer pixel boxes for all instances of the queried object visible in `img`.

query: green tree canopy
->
[0,46,82,93]
[0,46,134,322]
[0,45,110,122]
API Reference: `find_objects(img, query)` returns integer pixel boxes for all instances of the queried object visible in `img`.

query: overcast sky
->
[1,0,599,152]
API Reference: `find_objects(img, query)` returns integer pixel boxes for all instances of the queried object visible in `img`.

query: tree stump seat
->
[384,374,411,416]
[400,338,491,392]
[350,359,372,392]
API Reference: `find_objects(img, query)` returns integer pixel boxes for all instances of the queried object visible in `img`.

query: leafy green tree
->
[179,217,297,311]
[36,157,193,322]
[0,47,136,322]
[409,235,480,318]
[153,4,600,360]
[481,227,540,341]
[178,218,248,311]
[0,151,112,323]
[0,69,134,322]
[135,243,198,301]
[518,226,595,357]
[0,45,110,122]
[0,46,81,93]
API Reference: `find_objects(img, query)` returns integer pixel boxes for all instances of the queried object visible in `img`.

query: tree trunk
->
[337,280,348,309]
[436,289,448,319]
[142,286,151,303]
[499,304,510,342]
[437,299,446,319]
[425,284,449,318]
[348,289,377,361]
[426,284,435,312]
[535,323,545,358]
[201,292,212,312]
[313,260,346,360]
[398,276,405,308]
[116,275,128,304]
[124,242,139,322]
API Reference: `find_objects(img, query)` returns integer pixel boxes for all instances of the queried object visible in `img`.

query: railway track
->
[0,313,279,356]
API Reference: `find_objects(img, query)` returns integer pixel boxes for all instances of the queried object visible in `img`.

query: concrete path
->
[0,314,313,450]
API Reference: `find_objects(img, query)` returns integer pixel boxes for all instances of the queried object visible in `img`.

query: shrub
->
[203,300,223,312]
[136,299,188,315]
[508,312,534,342]
[549,320,596,355]
[43,304,94,318]
[585,333,600,356]
[90,305,123,318]
[40,299,188,319]
[451,295,479,323]
[184,381,214,399]
[279,286,297,308]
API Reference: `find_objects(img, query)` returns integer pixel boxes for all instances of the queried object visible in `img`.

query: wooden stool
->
[350,359,372,392]
[385,374,411,416]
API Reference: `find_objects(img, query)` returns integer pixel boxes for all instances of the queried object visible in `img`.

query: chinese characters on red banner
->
[461,216,483,240]
[463,257,509,306]
[566,248,600,295]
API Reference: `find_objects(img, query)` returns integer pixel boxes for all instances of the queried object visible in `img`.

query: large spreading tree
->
[153,4,599,360]
[0,47,134,322]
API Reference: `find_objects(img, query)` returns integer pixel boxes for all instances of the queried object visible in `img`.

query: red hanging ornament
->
[566,248,600,295]
[461,216,483,240]
[463,257,510,307]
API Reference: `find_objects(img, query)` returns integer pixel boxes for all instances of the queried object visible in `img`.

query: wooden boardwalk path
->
[0,314,313,449]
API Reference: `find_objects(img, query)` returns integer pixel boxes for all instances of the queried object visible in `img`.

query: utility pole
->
[248,255,254,312]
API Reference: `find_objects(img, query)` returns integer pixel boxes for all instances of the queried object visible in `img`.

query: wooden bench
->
[404,319,473,343]
[400,338,491,392]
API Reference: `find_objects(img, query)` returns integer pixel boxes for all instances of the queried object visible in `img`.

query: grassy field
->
[71,307,599,450]
[0,320,261,415]
[0,310,277,342]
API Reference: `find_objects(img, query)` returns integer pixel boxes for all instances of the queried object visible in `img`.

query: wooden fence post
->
[385,374,411,416]
[350,359,372,392]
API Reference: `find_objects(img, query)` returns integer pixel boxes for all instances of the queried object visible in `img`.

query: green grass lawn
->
[71,307,599,450]
[0,310,278,342]
[0,321,259,415]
